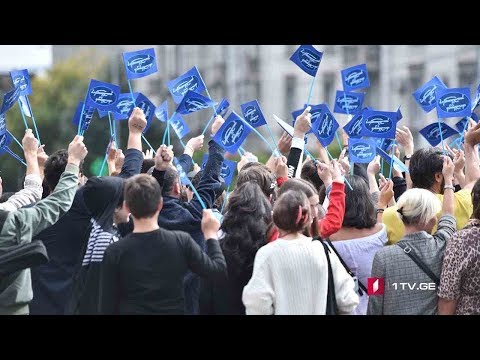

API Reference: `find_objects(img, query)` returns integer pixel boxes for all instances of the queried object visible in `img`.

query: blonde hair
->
[396,188,441,226]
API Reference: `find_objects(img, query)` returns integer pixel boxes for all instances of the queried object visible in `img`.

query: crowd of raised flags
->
[1,45,478,186]
[1,45,480,315]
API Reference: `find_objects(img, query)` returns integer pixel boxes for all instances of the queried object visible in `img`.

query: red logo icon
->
[368,277,385,296]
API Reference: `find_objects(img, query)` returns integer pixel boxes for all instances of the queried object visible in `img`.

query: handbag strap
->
[396,242,440,286]
[325,239,368,296]
[318,239,337,314]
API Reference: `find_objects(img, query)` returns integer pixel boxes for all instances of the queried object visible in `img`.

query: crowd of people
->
[1,105,480,315]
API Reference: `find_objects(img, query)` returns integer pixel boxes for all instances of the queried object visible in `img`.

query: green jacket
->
[0,164,80,315]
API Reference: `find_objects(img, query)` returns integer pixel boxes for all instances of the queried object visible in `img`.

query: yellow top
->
[383,188,473,245]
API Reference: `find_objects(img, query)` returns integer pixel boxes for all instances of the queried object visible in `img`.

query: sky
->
[0,45,52,73]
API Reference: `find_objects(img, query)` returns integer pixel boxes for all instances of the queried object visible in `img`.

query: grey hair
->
[396,188,441,226]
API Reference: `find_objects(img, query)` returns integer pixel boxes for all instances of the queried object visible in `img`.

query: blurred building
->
[51,45,480,149]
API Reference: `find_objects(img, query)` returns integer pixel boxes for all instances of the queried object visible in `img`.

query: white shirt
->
[0,174,43,212]
[242,237,359,315]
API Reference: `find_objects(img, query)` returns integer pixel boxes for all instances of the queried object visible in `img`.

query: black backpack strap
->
[326,239,368,296]
[396,242,440,286]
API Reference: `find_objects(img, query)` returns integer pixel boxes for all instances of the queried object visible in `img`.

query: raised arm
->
[463,120,480,191]
[396,125,414,190]
[367,155,381,193]
[6,135,88,241]
[0,129,43,212]
[317,160,346,238]
[287,107,311,178]
[117,108,147,179]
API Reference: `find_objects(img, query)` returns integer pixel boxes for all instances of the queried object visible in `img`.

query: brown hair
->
[472,178,480,220]
[273,189,311,234]
[237,163,276,198]
[124,174,162,218]
[277,178,320,237]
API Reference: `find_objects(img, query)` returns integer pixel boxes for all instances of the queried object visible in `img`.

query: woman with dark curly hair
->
[199,181,272,314]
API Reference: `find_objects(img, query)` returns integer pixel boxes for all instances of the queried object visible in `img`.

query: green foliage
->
[2,50,109,191]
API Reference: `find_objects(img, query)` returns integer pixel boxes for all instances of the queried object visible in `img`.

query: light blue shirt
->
[329,224,387,315]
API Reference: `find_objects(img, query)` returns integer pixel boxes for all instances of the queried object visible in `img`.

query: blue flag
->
[85,80,120,113]
[289,45,323,77]
[376,146,393,164]
[135,93,156,133]
[333,91,364,115]
[0,113,6,136]
[0,131,13,149]
[341,64,370,92]
[435,87,471,118]
[10,69,32,96]
[310,106,339,147]
[343,108,367,139]
[176,90,216,115]
[348,138,376,163]
[173,157,192,186]
[412,76,447,113]
[375,138,394,152]
[217,98,230,117]
[212,111,252,154]
[472,83,480,111]
[456,113,479,132]
[113,93,140,120]
[167,66,207,104]
[155,100,169,122]
[240,100,267,128]
[202,154,237,187]
[419,122,458,147]
[396,106,403,121]
[122,48,158,80]
[72,101,95,134]
[0,86,21,115]
[98,92,140,120]
[359,110,398,139]
[170,114,190,139]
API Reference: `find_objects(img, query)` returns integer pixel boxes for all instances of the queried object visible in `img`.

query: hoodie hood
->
[82,176,124,230]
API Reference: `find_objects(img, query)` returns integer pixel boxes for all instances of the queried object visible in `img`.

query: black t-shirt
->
[98,228,226,315]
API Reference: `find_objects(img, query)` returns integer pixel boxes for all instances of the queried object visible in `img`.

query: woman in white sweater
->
[242,188,359,315]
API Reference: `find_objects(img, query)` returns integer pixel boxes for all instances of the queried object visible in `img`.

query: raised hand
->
[442,155,455,184]
[378,179,394,209]
[67,135,88,166]
[186,135,205,152]
[37,144,49,168]
[367,155,381,176]
[201,209,220,240]
[154,145,174,171]
[464,119,480,147]
[211,115,225,137]
[143,149,154,159]
[22,129,38,156]
[293,106,311,138]
[396,125,414,156]
[277,132,292,155]
[330,159,343,183]
[128,107,147,134]
[338,148,350,175]
[275,155,288,178]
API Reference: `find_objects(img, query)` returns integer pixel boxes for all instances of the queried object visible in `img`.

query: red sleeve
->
[318,181,345,238]
[276,176,288,188]
[267,226,280,243]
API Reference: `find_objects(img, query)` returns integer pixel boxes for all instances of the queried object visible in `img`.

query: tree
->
[1,49,110,190]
